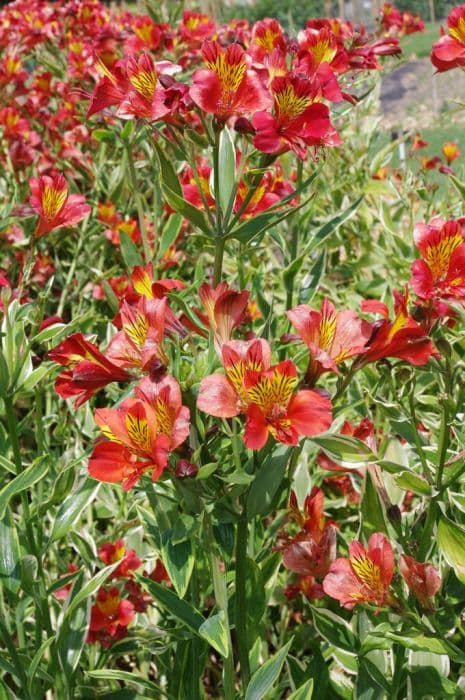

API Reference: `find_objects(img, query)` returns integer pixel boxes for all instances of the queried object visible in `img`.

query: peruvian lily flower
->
[281,488,337,578]
[50,333,131,407]
[431,5,465,72]
[29,172,90,237]
[183,283,249,353]
[88,375,190,490]
[287,299,371,385]
[198,340,332,449]
[252,74,341,159]
[359,290,438,366]
[442,141,461,165]
[98,539,142,579]
[106,297,170,374]
[399,554,441,610]
[190,40,271,122]
[410,218,465,301]
[323,532,396,609]
[87,586,135,647]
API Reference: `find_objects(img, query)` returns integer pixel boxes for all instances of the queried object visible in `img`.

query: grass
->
[400,21,442,59]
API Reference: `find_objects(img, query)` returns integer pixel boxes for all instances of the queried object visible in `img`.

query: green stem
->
[235,516,251,690]
[212,234,225,287]
[56,223,87,317]
[126,143,151,262]
[204,513,235,700]
[407,385,432,483]
[390,644,405,699]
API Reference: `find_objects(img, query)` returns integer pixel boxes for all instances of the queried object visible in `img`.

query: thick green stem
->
[235,516,251,690]
[204,513,235,699]
[126,143,151,262]
[212,236,225,287]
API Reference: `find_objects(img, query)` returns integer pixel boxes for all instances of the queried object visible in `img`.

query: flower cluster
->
[379,3,425,37]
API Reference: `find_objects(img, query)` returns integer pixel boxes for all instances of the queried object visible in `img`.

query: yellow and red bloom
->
[359,290,438,366]
[190,40,271,121]
[88,374,189,490]
[98,539,142,579]
[252,74,340,159]
[442,141,461,165]
[87,586,135,647]
[411,132,428,151]
[29,172,90,237]
[431,5,465,72]
[243,360,332,449]
[50,333,131,407]
[410,218,465,300]
[179,11,216,45]
[198,338,272,418]
[399,554,441,610]
[323,532,395,609]
[288,299,372,385]
[198,282,249,352]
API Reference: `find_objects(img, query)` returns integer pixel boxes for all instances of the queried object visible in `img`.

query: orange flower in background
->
[411,132,428,151]
[29,172,90,237]
[323,532,396,609]
[442,141,461,165]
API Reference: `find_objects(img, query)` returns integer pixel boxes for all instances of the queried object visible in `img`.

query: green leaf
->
[87,670,163,693]
[394,471,432,496]
[160,538,194,599]
[311,607,359,654]
[162,185,210,234]
[119,231,143,272]
[311,434,376,463]
[0,457,49,519]
[246,446,292,518]
[153,140,183,197]
[305,195,363,256]
[384,632,465,663]
[18,363,54,394]
[409,668,456,700]
[158,213,182,259]
[449,174,465,199]
[31,323,67,345]
[198,611,229,658]
[57,573,90,677]
[361,468,388,537]
[298,249,326,305]
[228,198,311,244]
[49,478,100,544]
[64,562,120,620]
[438,514,465,584]
[0,510,21,594]
[245,638,293,700]
[287,679,314,700]
[217,127,236,213]
[136,575,205,633]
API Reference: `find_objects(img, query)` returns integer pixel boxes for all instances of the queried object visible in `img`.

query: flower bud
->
[175,459,198,479]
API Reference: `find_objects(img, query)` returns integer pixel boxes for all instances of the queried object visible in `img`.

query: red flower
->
[88,375,189,490]
[411,132,428,151]
[98,539,142,578]
[197,338,272,418]
[399,554,441,609]
[53,564,79,600]
[50,333,131,407]
[431,5,465,72]
[243,361,332,449]
[284,575,324,601]
[252,74,341,159]
[281,488,337,578]
[190,40,271,121]
[287,299,371,385]
[323,532,395,609]
[29,172,90,237]
[87,586,135,647]
[410,218,465,301]
[359,290,438,366]
[179,11,216,45]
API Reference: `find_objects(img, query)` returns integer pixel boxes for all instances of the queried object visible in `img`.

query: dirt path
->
[379,57,465,130]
